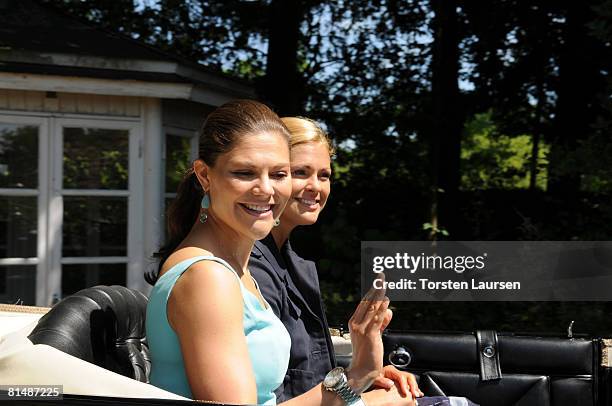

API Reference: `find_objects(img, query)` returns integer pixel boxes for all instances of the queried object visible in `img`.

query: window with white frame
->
[59,125,130,297]
[0,114,142,306]
[0,118,44,306]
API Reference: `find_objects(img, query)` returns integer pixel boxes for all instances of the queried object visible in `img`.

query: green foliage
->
[39,0,612,333]
[422,222,449,236]
[575,133,612,193]
[100,150,128,188]
[165,135,192,193]
[43,0,269,76]
[461,112,549,190]
[62,129,129,190]
[0,126,39,189]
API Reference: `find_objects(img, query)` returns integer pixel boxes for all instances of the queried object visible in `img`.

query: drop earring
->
[273,218,280,227]
[199,192,210,223]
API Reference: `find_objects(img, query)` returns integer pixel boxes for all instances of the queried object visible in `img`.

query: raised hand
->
[346,273,392,393]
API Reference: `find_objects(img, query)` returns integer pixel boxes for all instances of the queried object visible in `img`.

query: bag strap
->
[476,329,502,381]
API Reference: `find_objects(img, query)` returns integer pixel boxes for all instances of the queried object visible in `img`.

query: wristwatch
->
[323,367,366,406]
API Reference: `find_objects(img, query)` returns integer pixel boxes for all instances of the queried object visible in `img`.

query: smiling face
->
[280,141,332,228]
[201,131,291,241]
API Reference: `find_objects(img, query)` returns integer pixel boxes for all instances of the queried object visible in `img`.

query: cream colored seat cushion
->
[0,322,188,400]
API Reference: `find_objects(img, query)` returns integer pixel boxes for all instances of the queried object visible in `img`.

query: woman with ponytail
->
[145,100,409,406]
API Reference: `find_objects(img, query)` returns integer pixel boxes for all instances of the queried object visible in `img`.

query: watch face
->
[324,367,345,388]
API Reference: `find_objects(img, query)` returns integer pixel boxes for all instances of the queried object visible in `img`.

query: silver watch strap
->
[324,367,366,406]
[336,384,362,404]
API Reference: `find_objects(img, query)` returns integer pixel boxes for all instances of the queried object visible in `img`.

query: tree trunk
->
[261,0,303,116]
[547,2,595,194]
[530,77,545,191]
[430,0,462,238]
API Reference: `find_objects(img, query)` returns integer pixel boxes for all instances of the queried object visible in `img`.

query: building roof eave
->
[0,51,254,99]
[0,71,193,100]
[0,62,255,104]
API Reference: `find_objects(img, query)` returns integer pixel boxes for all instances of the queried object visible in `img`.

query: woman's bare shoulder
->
[158,246,214,278]
[166,249,243,329]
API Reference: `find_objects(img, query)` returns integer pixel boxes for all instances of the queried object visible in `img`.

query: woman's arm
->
[280,281,395,406]
[170,263,401,406]
[169,261,258,404]
[279,380,415,406]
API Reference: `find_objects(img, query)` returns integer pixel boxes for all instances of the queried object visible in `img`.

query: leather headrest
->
[28,285,150,382]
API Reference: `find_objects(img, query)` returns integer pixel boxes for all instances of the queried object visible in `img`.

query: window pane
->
[61,263,126,297]
[0,123,38,188]
[63,128,129,190]
[0,266,36,305]
[0,196,37,258]
[165,134,191,193]
[62,197,127,257]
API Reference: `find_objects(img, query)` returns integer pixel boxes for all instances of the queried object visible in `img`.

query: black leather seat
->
[28,285,150,383]
[384,331,604,406]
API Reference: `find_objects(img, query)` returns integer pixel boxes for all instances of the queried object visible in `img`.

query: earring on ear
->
[273,218,280,227]
[199,192,210,223]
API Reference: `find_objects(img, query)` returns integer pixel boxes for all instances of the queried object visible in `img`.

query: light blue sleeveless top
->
[146,255,291,405]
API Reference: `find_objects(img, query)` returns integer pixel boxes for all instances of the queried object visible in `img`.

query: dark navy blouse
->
[249,234,336,401]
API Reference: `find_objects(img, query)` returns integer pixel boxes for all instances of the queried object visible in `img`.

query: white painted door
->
[49,118,143,305]
[0,114,143,306]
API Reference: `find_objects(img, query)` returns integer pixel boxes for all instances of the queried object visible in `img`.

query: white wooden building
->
[0,1,254,306]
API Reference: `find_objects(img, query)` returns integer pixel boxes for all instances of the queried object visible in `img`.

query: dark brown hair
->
[145,100,290,285]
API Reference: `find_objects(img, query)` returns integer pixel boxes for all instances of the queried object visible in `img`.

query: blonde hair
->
[280,117,335,157]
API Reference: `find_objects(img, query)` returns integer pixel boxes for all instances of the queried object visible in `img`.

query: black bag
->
[383,329,611,406]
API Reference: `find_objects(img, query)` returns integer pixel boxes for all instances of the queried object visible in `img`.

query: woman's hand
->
[372,365,424,399]
[346,274,392,393]
[362,384,416,406]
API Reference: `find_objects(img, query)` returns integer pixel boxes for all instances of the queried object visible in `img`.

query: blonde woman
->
[250,117,423,404]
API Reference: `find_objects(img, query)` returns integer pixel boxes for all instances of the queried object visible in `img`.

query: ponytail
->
[145,169,201,285]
